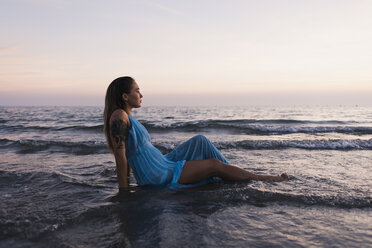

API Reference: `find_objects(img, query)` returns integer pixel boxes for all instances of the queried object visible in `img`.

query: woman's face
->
[124,81,143,108]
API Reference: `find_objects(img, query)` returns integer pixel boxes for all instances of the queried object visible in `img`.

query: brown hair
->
[103,76,135,152]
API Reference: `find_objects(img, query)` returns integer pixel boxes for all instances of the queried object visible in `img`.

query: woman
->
[104,76,289,190]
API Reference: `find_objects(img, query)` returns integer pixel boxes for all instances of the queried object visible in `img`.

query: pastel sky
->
[1,0,371,106]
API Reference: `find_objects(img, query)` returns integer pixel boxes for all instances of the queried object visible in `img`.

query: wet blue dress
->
[125,115,229,187]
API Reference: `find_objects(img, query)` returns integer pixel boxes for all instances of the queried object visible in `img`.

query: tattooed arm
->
[110,110,131,189]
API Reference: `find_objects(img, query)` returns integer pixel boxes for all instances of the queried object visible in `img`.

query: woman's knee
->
[206,158,223,176]
[207,158,221,164]
[193,134,207,141]
[192,134,211,145]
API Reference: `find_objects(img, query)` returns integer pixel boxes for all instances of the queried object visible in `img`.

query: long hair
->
[103,76,135,152]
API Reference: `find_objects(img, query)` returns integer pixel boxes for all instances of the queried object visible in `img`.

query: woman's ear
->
[122,93,128,102]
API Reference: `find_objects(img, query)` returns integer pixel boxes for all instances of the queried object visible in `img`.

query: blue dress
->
[125,115,229,187]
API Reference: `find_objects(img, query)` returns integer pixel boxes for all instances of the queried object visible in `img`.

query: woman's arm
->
[110,112,130,189]
[113,147,129,189]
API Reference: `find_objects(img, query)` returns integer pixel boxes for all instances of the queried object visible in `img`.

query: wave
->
[216,138,372,150]
[2,119,371,136]
[141,119,372,135]
[1,137,372,155]
[205,185,372,209]
[143,118,352,127]
[0,138,108,155]
[57,124,104,132]
[107,183,372,209]
[0,124,104,133]
[156,138,372,153]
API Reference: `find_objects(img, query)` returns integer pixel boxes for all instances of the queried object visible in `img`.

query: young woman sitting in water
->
[103,76,289,190]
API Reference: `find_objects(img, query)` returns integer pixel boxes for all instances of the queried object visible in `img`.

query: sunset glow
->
[1,0,371,105]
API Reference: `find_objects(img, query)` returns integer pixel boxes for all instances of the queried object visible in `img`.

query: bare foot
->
[270,173,290,182]
[280,173,289,180]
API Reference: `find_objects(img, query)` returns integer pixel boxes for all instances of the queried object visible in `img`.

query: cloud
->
[0,44,23,55]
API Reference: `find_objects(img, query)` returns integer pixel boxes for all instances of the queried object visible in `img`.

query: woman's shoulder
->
[110,109,130,124]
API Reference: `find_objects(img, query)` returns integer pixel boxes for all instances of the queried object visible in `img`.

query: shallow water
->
[0,106,371,247]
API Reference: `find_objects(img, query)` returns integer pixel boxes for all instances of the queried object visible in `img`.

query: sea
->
[1,105,372,248]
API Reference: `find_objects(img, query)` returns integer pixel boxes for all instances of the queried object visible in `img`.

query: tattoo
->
[111,119,129,149]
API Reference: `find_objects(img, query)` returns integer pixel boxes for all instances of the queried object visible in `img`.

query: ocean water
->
[1,105,372,247]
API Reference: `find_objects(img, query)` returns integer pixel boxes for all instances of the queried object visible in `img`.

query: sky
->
[1,0,371,106]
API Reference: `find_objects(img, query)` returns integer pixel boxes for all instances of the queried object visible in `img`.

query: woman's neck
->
[124,106,133,116]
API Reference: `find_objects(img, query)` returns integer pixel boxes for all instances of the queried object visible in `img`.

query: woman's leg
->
[178,158,289,184]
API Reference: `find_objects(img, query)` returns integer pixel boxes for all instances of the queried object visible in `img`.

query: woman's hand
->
[119,186,130,193]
